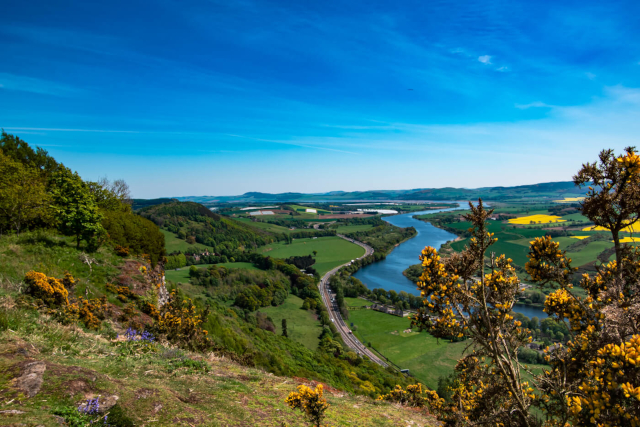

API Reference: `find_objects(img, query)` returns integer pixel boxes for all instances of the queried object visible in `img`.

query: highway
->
[318,234,389,368]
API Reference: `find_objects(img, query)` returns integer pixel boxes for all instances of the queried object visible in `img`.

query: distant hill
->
[171,181,585,204]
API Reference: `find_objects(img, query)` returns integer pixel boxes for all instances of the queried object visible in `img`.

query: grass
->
[259,294,323,351]
[335,224,374,233]
[344,297,372,307]
[348,309,468,390]
[0,300,439,426]
[160,229,212,253]
[259,237,365,276]
[165,262,259,283]
[235,218,294,234]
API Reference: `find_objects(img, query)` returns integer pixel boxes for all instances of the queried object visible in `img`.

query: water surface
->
[353,204,547,318]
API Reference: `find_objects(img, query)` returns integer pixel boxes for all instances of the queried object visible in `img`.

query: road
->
[318,234,389,367]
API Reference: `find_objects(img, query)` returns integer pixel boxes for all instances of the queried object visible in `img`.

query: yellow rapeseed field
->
[553,197,585,203]
[508,214,566,225]
[582,223,640,233]
[617,237,640,243]
[570,236,590,240]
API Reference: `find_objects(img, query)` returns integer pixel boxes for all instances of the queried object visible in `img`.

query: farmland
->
[346,302,468,389]
[161,229,212,253]
[165,262,259,283]
[259,236,365,276]
[335,224,375,233]
[259,294,323,351]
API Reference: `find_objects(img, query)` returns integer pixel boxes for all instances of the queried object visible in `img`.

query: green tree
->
[50,168,105,250]
[281,318,288,337]
[0,151,52,234]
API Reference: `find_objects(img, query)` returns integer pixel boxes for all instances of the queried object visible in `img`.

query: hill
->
[172,181,585,204]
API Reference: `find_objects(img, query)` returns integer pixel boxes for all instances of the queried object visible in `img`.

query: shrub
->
[24,271,70,307]
[285,384,329,427]
[153,290,210,351]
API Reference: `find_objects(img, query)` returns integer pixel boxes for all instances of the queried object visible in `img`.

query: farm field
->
[289,204,332,214]
[259,294,323,351]
[165,262,258,283]
[508,214,565,225]
[347,307,467,389]
[335,224,375,233]
[344,297,372,307]
[235,217,293,233]
[259,236,365,276]
[161,229,212,253]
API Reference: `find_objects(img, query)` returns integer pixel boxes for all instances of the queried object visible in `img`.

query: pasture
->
[161,229,212,253]
[335,224,375,233]
[348,308,468,389]
[259,294,323,351]
[165,262,258,283]
[235,217,293,233]
[259,236,365,276]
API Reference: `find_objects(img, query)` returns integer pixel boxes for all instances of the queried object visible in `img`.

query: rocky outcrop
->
[14,361,46,397]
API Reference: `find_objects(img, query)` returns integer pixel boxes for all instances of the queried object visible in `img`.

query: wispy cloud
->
[0,73,81,97]
[478,55,492,64]
[514,101,552,109]
[4,127,138,133]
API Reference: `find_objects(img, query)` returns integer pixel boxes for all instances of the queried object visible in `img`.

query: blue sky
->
[2,0,640,198]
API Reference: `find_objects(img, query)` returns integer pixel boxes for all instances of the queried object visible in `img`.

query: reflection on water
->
[353,204,548,319]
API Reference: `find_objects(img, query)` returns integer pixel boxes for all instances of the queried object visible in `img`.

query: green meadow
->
[160,229,212,253]
[259,294,323,351]
[165,262,258,283]
[347,305,467,389]
[335,224,375,233]
[259,236,365,276]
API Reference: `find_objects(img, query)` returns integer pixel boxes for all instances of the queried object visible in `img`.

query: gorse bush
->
[410,147,640,427]
[153,290,210,351]
[24,270,70,307]
[285,384,329,427]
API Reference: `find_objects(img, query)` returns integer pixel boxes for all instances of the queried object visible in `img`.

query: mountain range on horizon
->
[171,180,586,204]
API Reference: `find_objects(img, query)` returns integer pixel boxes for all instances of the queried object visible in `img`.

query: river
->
[353,203,548,319]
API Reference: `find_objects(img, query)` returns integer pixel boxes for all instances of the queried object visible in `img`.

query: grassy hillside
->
[0,302,438,426]
[259,237,365,276]
[259,294,323,351]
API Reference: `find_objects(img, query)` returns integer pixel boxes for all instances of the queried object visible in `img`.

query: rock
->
[15,361,46,398]
[77,395,119,414]
[0,410,26,415]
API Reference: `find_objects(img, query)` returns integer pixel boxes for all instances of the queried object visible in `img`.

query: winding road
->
[318,235,389,367]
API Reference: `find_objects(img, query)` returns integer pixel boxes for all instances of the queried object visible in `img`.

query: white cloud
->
[514,101,552,109]
[478,55,492,64]
[586,72,596,80]
[496,66,509,72]
[0,73,80,96]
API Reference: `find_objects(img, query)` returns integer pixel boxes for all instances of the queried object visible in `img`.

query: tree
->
[50,168,105,250]
[0,151,52,235]
[281,318,288,337]
[408,148,640,427]
[313,250,318,257]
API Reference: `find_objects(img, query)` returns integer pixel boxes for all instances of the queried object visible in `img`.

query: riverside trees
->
[411,148,640,426]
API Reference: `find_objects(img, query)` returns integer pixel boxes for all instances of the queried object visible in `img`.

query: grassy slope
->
[259,237,365,276]
[165,263,258,283]
[160,229,212,253]
[259,294,323,351]
[235,218,293,234]
[0,305,438,427]
[335,224,374,233]
[348,308,467,390]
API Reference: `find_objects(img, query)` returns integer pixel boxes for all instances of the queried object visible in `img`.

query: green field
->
[165,262,258,283]
[161,229,212,253]
[289,204,332,214]
[344,297,372,307]
[235,218,293,233]
[347,308,468,389]
[335,224,375,233]
[259,294,323,351]
[259,236,365,276]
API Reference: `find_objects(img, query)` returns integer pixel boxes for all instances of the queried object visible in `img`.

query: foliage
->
[410,147,640,427]
[102,210,165,266]
[285,384,330,427]
[153,290,211,351]
[377,383,444,409]
[0,150,53,235]
[50,167,105,250]
[24,270,70,307]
